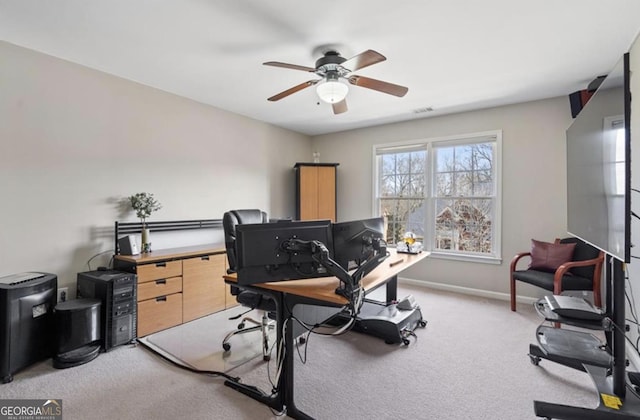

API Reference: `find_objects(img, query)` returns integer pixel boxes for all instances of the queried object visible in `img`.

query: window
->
[603,116,625,196]
[374,131,501,262]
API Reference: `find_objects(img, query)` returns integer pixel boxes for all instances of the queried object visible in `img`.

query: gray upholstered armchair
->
[510,237,604,312]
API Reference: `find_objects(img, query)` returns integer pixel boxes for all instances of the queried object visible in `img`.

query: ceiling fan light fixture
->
[316,79,348,104]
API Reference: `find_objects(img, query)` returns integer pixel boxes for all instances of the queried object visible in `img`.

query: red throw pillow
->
[528,239,576,272]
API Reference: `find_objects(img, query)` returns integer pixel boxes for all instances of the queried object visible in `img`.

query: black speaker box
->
[569,90,594,118]
[118,235,139,255]
[53,298,102,369]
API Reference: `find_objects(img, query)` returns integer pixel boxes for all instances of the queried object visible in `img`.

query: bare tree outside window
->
[375,133,500,259]
[434,143,494,254]
[379,151,426,244]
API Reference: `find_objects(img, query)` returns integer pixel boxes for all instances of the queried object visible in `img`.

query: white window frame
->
[372,130,502,264]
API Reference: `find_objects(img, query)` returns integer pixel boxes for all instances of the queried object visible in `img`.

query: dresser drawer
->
[137,293,183,336]
[137,276,182,302]
[183,254,226,322]
[137,260,182,283]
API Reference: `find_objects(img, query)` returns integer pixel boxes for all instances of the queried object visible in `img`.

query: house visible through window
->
[374,131,502,262]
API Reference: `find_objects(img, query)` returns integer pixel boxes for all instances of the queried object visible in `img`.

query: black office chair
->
[222,209,276,361]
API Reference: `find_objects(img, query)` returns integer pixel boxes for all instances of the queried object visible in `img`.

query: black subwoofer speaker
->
[53,299,101,369]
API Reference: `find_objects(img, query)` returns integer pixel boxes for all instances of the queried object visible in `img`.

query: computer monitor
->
[332,217,386,271]
[235,219,334,285]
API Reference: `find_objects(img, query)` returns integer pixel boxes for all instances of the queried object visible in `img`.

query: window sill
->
[428,251,502,265]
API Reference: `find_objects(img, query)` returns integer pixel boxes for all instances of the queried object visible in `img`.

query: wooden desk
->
[223,249,428,420]
[224,249,428,304]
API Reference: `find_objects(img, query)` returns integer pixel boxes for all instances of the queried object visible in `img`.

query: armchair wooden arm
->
[510,252,532,273]
[553,253,604,307]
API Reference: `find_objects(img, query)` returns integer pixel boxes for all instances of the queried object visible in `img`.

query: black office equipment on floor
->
[0,272,57,383]
[350,300,426,345]
[53,298,101,369]
[77,270,137,351]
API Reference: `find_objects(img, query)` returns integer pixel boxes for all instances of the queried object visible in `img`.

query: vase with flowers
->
[129,192,162,253]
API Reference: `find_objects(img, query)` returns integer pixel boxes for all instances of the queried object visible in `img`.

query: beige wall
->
[312,32,640,307]
[0,41,311,292]
[312,96,577,297]
[3,33,639,306]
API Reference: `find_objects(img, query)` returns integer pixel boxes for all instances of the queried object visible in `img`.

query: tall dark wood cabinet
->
[294,162,339,222]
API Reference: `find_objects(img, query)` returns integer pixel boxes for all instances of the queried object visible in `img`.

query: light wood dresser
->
[114,244,236,337]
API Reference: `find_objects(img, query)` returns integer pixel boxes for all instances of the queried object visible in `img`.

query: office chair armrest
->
[510,252,532,273]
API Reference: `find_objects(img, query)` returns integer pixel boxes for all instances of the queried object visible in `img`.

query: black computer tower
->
[77,270,137,351]
[0,272,57,383]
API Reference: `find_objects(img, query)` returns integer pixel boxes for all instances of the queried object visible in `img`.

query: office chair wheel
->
[529,355,541,366]
[418,320,427,328]
[238,322,245,329]
[223,343,231,352]
[402,338,411,346]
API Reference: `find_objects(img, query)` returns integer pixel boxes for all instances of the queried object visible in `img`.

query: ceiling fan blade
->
[332,99,348,114]
[348,75,408,97]
[341,50,386,72]
[267,80,318,101]
[263,61,316,72]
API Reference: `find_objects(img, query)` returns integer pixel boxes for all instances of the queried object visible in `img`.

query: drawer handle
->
[201,256,210,261]
[155,262,167,268]
[155,279,167,285]
[156,296,167,302]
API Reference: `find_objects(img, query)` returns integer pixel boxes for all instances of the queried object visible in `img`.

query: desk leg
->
[224,291,315,420]
[278,296,314,420]
[224,291,286,414]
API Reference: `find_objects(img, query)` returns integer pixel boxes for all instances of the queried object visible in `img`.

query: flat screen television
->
[566,53,631,263]
[235,219,333,285]
[332,217,385,270]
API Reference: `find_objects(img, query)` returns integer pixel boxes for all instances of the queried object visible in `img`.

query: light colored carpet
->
[1,283,600,419]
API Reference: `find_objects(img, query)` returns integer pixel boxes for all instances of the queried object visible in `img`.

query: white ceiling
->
[1,0,640,136]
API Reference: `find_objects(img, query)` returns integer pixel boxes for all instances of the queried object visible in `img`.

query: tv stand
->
[528,297,612,370]
[534,365,640,419]
[532,258,640,419]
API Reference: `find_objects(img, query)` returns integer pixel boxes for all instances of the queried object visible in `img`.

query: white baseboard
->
[398,276,538,306]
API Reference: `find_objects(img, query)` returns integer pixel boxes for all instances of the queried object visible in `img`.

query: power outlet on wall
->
[57,287,68,303]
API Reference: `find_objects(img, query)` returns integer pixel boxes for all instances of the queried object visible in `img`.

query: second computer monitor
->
[332,217,385,271]
[235,219,333,285]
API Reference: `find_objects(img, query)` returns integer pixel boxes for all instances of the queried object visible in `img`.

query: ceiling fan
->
[263,49,408,114]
